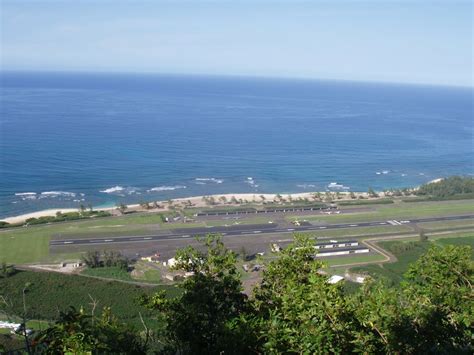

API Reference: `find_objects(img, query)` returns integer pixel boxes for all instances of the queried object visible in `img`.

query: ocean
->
[0,71,472,218]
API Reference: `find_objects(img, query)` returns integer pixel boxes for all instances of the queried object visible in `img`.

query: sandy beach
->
[0,190,382,225]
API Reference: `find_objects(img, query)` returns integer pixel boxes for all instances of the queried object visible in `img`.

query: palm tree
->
[117,203,127,214]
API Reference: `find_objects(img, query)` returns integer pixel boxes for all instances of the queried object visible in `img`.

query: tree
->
[141,235,253,354]
[82,251,101,268]
[351,245,473,354]
[116,203,127,214]
[416,176,474,198]
[251,234,357,353]
[418,229,428,242]
[401,245,473,353]
[0,262,16,278]
[324,191,333,202]
[368,187,379,198]
[34,307,145,353]
[102,250,128,270]
[140,201,150,210]
[208,196,216,205]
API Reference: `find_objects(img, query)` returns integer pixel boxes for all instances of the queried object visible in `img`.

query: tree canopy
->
[416,176,474,198]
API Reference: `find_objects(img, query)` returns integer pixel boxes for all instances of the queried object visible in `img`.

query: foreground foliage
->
[4,235,472,354]
[140,236,252,354]
[33,307,145,354]
[139,235,472,354]
[0,271,178,328]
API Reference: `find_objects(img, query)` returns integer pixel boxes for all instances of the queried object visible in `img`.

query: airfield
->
[1,198,473,266]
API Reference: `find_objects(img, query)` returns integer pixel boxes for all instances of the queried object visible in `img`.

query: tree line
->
[416,176,474,198]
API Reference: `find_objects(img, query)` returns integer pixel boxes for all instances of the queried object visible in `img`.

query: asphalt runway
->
[50,214,474,247]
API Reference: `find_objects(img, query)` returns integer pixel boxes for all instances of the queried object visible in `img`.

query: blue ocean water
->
[0,72,472,218]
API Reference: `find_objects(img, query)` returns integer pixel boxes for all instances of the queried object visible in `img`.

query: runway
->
[49,214,474,247]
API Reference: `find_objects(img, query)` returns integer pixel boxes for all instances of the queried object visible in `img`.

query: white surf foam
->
[147,185,187,192]
[195,178,223,184]
[100,186,125,194]
[15,192,36,196]
[40,191,76,198]
[245,177,259,188]
[327,182,350,190]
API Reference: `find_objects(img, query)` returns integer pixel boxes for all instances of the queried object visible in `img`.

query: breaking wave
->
[195,178,224,184]
[100,186,125,194]
[40,191,77,198]
[148,185,187,192]
[100,186,140,195]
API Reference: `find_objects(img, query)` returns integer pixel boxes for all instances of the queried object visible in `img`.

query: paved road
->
[50,214,473,247]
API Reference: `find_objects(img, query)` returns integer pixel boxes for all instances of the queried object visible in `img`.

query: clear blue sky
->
[1,0,472,86]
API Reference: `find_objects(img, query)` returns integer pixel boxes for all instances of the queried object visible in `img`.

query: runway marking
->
[63,241,73,244]
[287,228,295,231]
[104,239,113,242]
[253,231,262,234]
[143,237,152,240]
[379,222,386,225]
[388,220,402,226]
[349,224,358,227]
[181,235,190,238]
[319,226,327,229]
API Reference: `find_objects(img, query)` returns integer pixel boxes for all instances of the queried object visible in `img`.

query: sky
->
[1,0,472,86]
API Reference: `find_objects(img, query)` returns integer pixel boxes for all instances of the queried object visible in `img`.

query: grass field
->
[0,270,180,328]
[309,225,413,239]
[351,234,474,285]
[131,261,162,283]
[434,235,474,248]
[0,228,51,264]
[323,253,386,266]
[81,266,135,282]
[417,219,474,230]
[81,263,164,284]
[294,199,474,224]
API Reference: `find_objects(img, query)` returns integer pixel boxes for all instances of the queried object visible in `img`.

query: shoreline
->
[1,191,381,225]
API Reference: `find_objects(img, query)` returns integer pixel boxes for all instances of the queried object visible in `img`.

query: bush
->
[0,262,16,278]
[82,251,128,270]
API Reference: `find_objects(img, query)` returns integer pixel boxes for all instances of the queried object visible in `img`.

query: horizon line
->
[1,69,472,90]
